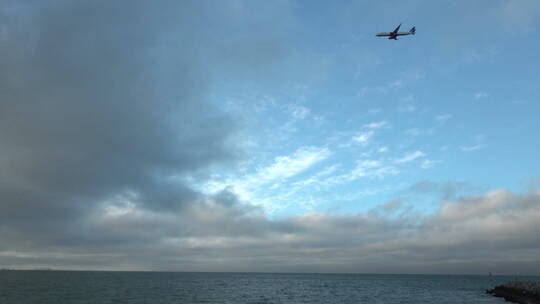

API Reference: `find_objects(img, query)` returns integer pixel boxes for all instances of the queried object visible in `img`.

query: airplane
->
[376,24,416,40]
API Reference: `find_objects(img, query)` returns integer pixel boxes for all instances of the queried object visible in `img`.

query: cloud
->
[352,130,375,145]
[435,114,452,122]
[1,1,242,223]
[460,144,486,152]
[389,79,404,88]
[292,164,340,188]
[289,105,311,120]
[399,105,416,113]
[368,108,382,115]
[3,186,540,275]
[474,91,489,99]
[420,159,441,169]
[362,121,388,129]
[202,146,331,212]
[405,128,434,136]
[0,0,297,266]
[409,180,472,200]
[497,0,540,32]
[342,121,389,148]
[324,160,399,185]
[398,96,417,113]
[260,147,331,181]
[395,151,426,163]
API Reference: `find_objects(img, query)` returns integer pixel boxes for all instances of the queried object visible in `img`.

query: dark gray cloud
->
[0,0,286,242]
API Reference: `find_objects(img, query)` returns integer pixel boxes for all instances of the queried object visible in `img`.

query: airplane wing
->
[392,23,401,34]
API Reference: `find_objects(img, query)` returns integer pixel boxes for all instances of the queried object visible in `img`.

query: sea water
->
[1,271,536,303]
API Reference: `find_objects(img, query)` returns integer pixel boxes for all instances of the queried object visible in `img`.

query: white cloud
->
[292,164,340,188]
[363,121,388,129]
[460,144,486,152]
[258,146,331,180]
[473,133,486,141]
[201,146,331,212]
[338,126,384,149]
[395,151,426,163]
[369,108,382,115]
[406,128,434,136]
[324,160,398,185]
[290,105,311,120]
[399,104,416,113]
[421,159,441,169]
[398,95,416,113]
[390,79,404,88]
[401,95,414,102]
[347,160,383,180]
[474,91,489,99]
[435,114,452,122]
[352,130,374,146]
[360,151,372,158]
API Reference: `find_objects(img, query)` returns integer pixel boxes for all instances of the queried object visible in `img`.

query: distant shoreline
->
[2,269,540,277]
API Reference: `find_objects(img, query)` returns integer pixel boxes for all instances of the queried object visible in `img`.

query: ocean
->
[1,271,537,303]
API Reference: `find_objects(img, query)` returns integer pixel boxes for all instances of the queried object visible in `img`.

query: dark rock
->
[486,281,540,304]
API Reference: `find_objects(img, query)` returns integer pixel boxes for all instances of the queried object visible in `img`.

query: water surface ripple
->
[1,271,535,304]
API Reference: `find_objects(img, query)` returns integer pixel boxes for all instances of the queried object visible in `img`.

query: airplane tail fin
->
[410,26,416,35]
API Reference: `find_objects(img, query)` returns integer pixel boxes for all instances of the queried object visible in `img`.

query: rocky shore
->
[486,281,540,304]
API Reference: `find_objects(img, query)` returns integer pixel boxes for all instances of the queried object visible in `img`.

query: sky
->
[0,0,539,275]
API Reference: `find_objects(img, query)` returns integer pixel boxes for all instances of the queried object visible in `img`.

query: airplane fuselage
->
[375,24,416,40]
[375,32,413,40]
